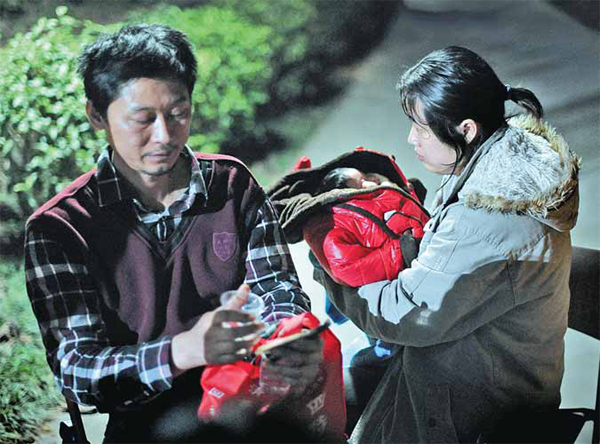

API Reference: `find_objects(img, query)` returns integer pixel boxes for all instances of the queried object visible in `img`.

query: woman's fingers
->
[261,336,324,394]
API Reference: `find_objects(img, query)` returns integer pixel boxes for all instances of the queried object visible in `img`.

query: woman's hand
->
[261,333,323,396]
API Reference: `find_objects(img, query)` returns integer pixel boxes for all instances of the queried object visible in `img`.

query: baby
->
[305,167,427,287]
[305,166,429,362]
[319,167,396,192]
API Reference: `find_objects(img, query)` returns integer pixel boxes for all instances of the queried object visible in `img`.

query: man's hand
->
[170,284,264,377]
[261,333,324,396]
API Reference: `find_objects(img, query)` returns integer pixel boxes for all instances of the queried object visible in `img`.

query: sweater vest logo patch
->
[213,232,237,262]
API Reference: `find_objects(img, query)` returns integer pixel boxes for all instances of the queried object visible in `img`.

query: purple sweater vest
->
[28,153,264,344]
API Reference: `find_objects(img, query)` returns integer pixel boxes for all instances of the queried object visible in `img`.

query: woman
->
[315,46,580,443]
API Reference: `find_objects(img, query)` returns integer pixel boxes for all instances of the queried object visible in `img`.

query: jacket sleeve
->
[315,208,517,347]
[323,226,403,287]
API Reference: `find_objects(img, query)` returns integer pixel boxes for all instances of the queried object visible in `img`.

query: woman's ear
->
[86,101,107,130]
[458,119,479,144]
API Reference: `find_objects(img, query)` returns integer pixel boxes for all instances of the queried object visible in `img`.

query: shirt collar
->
[95,146,208,208]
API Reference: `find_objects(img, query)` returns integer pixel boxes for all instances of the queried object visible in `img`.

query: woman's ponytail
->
[505,84,544,119]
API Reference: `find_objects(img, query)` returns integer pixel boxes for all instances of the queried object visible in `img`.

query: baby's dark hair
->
[319,168,358,194]
[77,23,197,116]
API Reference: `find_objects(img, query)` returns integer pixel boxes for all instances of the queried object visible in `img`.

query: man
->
[25,23,322,442]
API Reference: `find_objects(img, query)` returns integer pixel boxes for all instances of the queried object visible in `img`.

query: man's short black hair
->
[78,23,197,116]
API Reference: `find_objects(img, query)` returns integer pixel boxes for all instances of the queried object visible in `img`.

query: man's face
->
[97,78,192,178]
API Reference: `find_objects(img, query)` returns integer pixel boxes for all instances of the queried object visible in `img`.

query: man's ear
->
[458,119,479,144]
[86,101,107,130]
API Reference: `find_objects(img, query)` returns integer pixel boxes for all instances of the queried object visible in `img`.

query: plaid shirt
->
[24,147,310,409]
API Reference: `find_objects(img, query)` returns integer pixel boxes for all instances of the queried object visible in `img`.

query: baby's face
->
[344,169,391,189]
[363,173,390,187]
[344,168,366,189]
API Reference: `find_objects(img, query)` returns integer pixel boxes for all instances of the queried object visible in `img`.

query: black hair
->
[398,46,543,168]
[77,23,197,117]
[319,168,359,194]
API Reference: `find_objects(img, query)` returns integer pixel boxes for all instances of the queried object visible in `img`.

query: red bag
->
[198,312,346,440]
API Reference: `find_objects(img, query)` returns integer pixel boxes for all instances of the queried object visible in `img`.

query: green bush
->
[221,0,317,105]
[310,1,400,63]
[129,4,278,153]
[0,342,61,443]
[0,0,25,16]
[0,7,105,247]
[0,1,399,254]
[0,260,61,443]
[0,4,281,252]
[227,0,400,110]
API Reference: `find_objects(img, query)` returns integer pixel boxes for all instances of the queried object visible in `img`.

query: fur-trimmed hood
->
[448,115,580,232]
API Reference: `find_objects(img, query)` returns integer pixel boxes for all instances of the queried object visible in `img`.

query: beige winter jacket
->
[315,115,580,443]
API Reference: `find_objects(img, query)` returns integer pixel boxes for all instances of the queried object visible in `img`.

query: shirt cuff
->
[136,336,174,397]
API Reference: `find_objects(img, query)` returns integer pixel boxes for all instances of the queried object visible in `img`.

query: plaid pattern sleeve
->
[24,222,173,409]
[244,193,312,323]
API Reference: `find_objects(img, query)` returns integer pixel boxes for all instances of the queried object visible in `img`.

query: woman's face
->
[407,100,458,175]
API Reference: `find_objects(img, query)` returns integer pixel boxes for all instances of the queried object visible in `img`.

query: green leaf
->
[55,5,68,17]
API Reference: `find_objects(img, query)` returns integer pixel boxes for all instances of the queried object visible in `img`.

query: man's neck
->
[114,156,190,211]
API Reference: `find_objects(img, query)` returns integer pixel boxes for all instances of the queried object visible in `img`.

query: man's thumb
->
[223,284,250,310]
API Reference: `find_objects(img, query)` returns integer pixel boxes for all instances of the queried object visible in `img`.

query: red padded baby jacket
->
[303,188,429,287]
